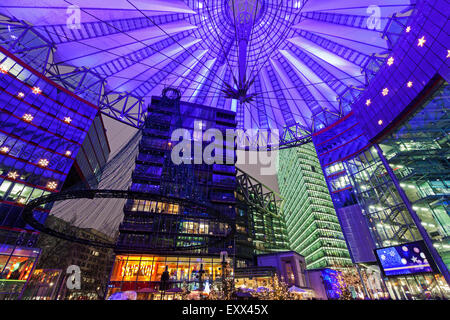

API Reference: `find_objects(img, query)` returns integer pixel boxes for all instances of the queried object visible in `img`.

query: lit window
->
[417,36,426,47]
[7,171,19,180]
[64,116,72,124]
[23,113,34,122]
[46,181,58,190]
[38,158,49,167]
[381,88,389,96]
[32,86,42,95]
[0,146,10,153]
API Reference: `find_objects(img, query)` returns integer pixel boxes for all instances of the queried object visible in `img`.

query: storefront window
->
[107,255,228,299]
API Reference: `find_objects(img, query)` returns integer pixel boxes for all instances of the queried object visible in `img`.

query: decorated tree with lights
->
[251,275,297,300]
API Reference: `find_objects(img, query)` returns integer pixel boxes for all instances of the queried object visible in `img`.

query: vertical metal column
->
[355,264,370,299]
[374,143,450,286]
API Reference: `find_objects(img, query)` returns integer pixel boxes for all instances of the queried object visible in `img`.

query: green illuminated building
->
[277,142,352,269]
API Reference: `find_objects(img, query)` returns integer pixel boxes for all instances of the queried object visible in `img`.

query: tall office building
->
[277,142,352,270]
[107,89,237,299]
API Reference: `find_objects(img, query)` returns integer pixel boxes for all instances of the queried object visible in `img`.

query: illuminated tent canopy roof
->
[0,0,413,131]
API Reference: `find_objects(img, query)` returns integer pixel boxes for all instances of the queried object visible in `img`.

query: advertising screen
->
[374,240,437,277]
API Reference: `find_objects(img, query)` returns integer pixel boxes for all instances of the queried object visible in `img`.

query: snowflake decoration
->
[17,92,25,99]
[382,88,389,96]
[405,26,411,33]
[447,50,450,58]
[407,81,413,88]
[65,150,72,156]
[365,99,371,106]
[7,171,19,180]
[38,158,49,167]
[22,113,34,122]
[378,119,383,125]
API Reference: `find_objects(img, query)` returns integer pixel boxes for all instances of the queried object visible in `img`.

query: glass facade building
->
[278,142,352,269]
[64,114,111,190]
[378,84,449,268]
